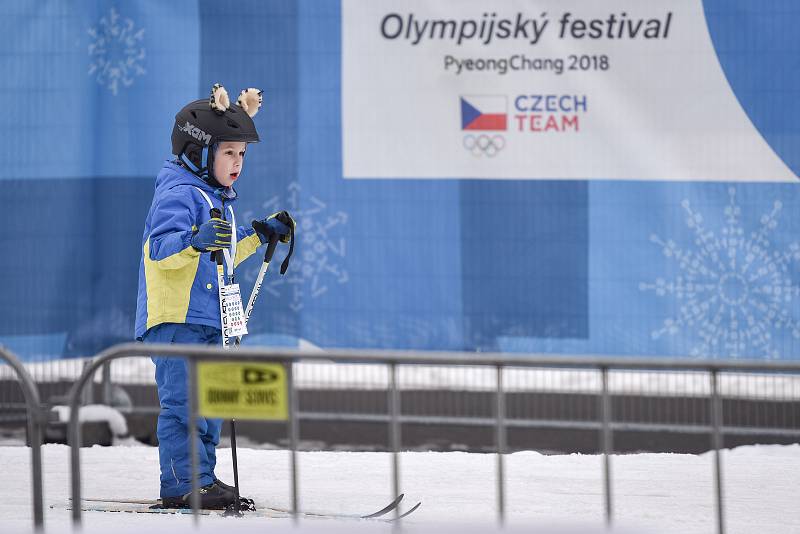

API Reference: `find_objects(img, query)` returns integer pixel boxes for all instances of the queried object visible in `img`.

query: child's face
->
[213,141,247,188]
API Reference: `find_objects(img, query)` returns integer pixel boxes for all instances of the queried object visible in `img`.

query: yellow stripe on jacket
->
[144,238,202,331]
[234,233,262,268]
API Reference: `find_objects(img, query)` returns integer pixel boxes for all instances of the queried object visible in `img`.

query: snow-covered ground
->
[2,443,799,534]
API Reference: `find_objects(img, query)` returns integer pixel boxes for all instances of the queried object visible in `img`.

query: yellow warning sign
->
[197,362,288,420]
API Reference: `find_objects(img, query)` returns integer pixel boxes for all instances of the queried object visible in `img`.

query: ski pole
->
[233,213,294,346]
[210,208,231,349]
[225,226,282,512]
[217,212,293,512]
[209,208,241,514]
[226,219,289,511]
[233,232,279,347]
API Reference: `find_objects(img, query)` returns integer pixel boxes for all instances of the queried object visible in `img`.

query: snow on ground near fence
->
[2,444,799,534]
[51,405,128,436]
[4,357,800,399]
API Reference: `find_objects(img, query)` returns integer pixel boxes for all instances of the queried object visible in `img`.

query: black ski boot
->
[161,482,235,510]
[214,478,256,511]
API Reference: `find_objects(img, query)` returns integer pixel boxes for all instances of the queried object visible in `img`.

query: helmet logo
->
[178,121,212,145]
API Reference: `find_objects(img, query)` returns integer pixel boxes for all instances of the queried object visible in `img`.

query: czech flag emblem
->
[460,96,507,131]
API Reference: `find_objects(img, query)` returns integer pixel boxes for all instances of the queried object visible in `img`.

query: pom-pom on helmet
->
[171,83,263,185]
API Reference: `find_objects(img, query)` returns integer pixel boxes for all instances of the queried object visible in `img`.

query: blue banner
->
[1,0,798,361]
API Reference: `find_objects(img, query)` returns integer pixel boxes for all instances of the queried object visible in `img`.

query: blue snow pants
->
[143,323,223,498]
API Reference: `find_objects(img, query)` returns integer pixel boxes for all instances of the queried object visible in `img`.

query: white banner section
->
[341,0,796,181]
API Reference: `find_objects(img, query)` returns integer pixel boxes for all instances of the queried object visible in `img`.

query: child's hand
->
[190,217,232,252]
[253,211,295,244]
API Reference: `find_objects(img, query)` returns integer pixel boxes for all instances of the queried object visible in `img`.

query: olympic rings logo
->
[463,134,506,157]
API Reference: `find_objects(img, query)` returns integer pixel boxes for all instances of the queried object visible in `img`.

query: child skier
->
[135,84,294,509]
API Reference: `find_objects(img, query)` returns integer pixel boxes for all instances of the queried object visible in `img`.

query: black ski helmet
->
[171,84,262,183]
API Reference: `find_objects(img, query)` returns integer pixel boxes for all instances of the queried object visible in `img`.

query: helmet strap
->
[180,152,200,173]
[203,144,223,188]
[179,145,223,189]
[201,145,210,169]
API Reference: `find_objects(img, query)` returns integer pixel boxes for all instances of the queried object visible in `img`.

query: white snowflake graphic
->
[87,7,146,96]
[242,182,348,312]
[639,187,800,359]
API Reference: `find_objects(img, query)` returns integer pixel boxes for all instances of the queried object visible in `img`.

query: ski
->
[265,492,405,520]
[361,492,405,518]
[396,500,422,519]
[71,493,420,521]
[79,497,158,505]
[55,502,287,519]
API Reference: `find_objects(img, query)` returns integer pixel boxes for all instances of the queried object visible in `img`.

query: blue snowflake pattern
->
[87,7,146,96]
[241,182,348,312]
[639,187,800,359]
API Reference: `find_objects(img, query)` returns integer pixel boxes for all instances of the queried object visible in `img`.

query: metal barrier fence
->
[66,342,800,534]
[0,345,45,531]
[7,352,794,454]
[292,364,800,452]
[44,356,800,455]
[0,358,95,424]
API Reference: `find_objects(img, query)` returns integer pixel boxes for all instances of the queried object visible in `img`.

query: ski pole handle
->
[251,218,281,263]
[264,233,279,262]
[209,208,224,265]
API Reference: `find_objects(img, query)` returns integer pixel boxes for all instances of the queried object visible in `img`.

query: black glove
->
[253,211,295,244]
[251,211,296,274]
[190,217,232,252]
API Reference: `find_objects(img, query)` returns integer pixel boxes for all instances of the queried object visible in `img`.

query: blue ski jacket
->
[134,161,262,339]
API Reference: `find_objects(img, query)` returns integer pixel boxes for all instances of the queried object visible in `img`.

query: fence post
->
[69,386,83,526]
[188,358,200,524]
[288,361,299,523]
[710,369,725,534]
[81,360,94,406]
[389,362,401,521]
[27,408,45,531]
[101,362,112,405]
[495,364,506,526]
[600,366,613,528]
[0,347,45,531]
